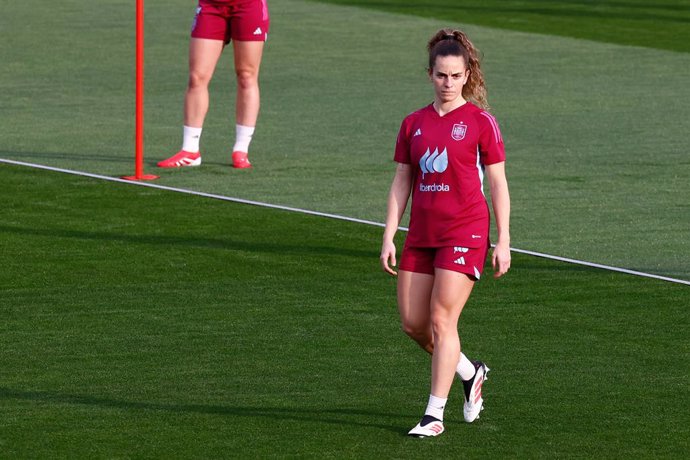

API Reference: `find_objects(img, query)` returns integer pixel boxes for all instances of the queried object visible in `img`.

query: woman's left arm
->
[486,161,511,278]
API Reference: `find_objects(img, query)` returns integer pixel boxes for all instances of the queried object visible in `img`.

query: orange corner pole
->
[124,0,158,181]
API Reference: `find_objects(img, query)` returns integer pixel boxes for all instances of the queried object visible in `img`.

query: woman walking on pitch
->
[158,0,269,169]
[380,28,511,437]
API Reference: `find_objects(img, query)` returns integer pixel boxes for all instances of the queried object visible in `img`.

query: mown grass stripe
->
[4,157,688,287]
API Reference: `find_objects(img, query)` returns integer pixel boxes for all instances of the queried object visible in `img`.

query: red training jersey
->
[394,102,505,248]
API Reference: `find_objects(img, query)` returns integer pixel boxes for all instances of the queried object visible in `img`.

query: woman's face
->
[430,55,469,105]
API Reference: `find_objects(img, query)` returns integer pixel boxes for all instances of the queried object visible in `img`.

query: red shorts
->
[191,0,270,43]
[399,244,489,280]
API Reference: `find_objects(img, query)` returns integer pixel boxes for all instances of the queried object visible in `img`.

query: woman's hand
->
[380,240,398,276]
[491,241,511,278]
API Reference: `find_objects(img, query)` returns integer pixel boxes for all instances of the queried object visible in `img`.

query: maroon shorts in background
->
[399,244,489,280]
[191,0,270,43]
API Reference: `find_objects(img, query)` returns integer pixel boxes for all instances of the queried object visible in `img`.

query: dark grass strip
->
[308,0,690,53]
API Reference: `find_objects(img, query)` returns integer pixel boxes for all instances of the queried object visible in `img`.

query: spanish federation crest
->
[451,123,467,141]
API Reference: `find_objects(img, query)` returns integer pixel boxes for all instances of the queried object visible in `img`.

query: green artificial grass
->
[1,164,688,457]
[308,0,690,53]
[1,0,688,280]
[2,2,688,456]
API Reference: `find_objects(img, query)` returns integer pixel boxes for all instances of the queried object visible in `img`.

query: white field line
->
[2,158,689,286]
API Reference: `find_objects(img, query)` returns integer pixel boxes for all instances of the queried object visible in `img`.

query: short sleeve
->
[477,111,506,165]
[393,116,412,164]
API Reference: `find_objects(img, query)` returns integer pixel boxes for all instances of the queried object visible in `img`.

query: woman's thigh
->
[397,269,434,328]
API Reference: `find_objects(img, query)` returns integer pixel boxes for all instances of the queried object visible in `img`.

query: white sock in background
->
[233,124,255,153]
[182,125,202,153]
[456,353,477,380]
[424,394,447,421]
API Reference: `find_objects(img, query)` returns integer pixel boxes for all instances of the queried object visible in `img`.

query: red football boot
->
[232,151,252,169]
[157,150,201,168]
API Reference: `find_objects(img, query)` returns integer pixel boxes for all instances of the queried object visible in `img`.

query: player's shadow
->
[1,150,129,164]
[145,158,230,168]
[0,387,406,434]
[0,224,374,260]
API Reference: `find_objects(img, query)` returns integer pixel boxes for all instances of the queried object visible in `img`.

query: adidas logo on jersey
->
[413,129,422,137]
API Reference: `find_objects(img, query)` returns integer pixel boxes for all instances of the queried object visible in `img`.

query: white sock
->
[456,353,476,381]
[182,125,202,153]
[424,394,447,421]
[233,124,255,153]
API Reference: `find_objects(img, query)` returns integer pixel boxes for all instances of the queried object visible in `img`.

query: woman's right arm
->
[380,163,413,275]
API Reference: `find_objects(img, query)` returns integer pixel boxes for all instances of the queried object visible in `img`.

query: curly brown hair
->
[427,29,489,110]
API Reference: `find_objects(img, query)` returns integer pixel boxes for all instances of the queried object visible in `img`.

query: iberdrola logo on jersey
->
[419,147,448,178]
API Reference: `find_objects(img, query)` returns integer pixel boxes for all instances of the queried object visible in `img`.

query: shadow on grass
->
[1,150,129,164]
[353,1,690,24]
[0,224,374,260]
[0,387,408,434]
[146,159,236,169]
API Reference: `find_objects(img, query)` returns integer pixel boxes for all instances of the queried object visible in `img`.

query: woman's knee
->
[430,307,457,338]
[187,70,212,90]
[401,320,429,342]
[235,68,259,91]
